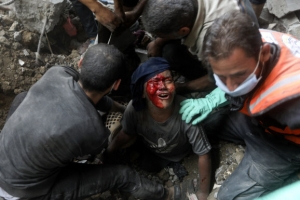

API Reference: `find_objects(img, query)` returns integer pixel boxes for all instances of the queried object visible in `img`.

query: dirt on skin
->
[0,5,245,200]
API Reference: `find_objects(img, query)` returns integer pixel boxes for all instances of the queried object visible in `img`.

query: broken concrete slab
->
[288,23,300,40]
[0,36,10,47]
[267,0,300,18]
[14,0,67,33]
[0,14,13,26]
[280,12,300,27]
[260,7,275,25]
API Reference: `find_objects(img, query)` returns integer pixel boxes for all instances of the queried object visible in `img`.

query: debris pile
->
[260,0,300,39]
[0,0,300,200]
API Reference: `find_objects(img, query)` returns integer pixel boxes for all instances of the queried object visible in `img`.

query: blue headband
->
[131,57,170,111]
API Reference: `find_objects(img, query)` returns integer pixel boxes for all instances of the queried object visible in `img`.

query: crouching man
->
[0,44,169,200]
[107,57,212,200]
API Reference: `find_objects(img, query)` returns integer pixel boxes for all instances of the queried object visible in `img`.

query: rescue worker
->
[180,11,300,199]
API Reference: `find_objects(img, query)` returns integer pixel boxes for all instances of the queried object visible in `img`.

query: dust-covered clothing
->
[216,30,300,199]
[122,95,211,162]
[0,66,166,200]
[162,0,257,80]
[0,66,110,197]
[183,0,257,59]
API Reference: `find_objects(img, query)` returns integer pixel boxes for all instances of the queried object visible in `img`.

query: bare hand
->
[112,11,138,36]
[95,7,123,32]
[196,191,208,200]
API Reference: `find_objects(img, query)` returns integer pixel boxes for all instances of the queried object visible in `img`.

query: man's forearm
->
[79,0,105,14]
[107,130,134,154]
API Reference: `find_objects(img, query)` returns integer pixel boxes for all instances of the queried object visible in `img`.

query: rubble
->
[267,0,300,18]
[260,2,300,40]
[14,0,67,33]
[0,0,299,200]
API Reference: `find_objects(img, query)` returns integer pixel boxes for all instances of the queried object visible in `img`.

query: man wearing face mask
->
[180,11,300,199]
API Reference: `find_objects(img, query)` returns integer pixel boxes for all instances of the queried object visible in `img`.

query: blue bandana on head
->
[131,57,170,111]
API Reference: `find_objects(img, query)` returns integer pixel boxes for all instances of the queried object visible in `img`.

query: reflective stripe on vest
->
[248,29,300,116]
[240,29,300,144]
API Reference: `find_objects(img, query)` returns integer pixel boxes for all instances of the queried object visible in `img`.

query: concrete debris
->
[0,35,10,46]
[260,0,300,40]
[288,23,300,40]
[18,59,24,66]
[0,1,299,200]
[260,7,275,25]
[14,0,67,33]
[8,20,18,31]
[0,14,13,26]
[267,0,300,18]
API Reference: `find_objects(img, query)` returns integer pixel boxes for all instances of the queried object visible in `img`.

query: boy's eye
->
[165,78,173,84]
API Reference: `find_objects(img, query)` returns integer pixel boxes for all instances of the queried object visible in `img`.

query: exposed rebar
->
[36,16,48,66]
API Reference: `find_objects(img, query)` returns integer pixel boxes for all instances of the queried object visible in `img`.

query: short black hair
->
[141,0,197,35]
[79,43,125,92]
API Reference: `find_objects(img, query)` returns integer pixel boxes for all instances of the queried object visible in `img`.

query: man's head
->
[131,57,175,111]
[79,43,125,93]
[141,0,197,39]
[203,11,271,95]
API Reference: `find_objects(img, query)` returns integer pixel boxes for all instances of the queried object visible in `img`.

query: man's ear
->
[78,57,83,68]
[113,79,122,90]
[261,43,271,63]
[177,27,190,37]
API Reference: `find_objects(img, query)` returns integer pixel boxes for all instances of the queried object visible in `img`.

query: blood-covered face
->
[144,70,175,109]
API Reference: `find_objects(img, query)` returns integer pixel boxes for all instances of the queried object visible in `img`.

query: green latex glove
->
[179,87,228,125]
[254,181,300,200]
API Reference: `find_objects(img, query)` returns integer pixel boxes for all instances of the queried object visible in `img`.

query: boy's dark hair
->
[79,43,125,92]
[141,0,197,35]
[202,11,262,64]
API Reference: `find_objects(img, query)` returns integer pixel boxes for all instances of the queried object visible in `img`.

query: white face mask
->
[214,50,263,97]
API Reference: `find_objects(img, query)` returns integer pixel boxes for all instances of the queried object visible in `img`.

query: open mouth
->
[158,93,169,99]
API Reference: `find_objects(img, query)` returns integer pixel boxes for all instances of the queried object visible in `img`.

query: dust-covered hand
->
[95,6,123,32]
[179,88,228,125]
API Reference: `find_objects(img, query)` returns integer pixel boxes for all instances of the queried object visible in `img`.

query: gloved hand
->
[179,87,228,125]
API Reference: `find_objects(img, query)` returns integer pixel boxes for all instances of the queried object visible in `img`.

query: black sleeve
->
[268,97,300,129]
[95,96,113,112]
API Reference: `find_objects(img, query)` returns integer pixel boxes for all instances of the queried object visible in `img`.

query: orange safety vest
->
[240,29,300,144]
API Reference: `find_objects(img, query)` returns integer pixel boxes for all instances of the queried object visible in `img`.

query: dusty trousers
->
[207,111,300,200]
[29,163,167,200]
[3,92,167,200]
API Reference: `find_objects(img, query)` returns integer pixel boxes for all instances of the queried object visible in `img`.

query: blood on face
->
[145,71,175,109]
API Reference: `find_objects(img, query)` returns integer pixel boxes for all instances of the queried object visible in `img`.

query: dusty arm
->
[196,152,211,200]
